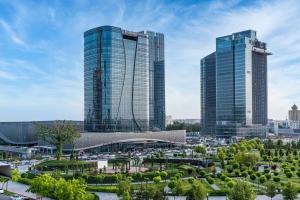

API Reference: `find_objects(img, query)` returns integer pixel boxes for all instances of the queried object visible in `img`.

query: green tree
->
[160,171,168,182]
[282,182,298,200]
[95,174,104,186]
[122,191,132,200]
[27,174,94,200]
[186,182,207,200]
[266,182,276,200]
[195,146,206,155]
[11,169,20,182]
[218,148,226,168]
[153,176,161,184]
[146,184,167,200]
[174,180,185,196]
[35,120,80,160]
[117,177,132,197]
[228,181,255,200]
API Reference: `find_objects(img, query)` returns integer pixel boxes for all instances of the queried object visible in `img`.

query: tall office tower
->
[200,52,216,135]
[215,30,271,138]
[84,26,165,132]
[146,31,166,131]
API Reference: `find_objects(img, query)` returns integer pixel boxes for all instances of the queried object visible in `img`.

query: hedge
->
[87,186,118,193]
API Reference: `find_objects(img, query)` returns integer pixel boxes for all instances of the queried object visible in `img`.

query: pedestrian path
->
[7,181,52,200]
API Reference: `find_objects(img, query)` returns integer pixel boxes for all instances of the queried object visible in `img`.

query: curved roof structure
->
[63,130,186,151]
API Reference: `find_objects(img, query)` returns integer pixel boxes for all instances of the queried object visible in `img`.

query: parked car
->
[10,195,23,200]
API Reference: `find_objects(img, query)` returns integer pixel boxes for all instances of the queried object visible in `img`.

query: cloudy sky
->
[0,0,299,121]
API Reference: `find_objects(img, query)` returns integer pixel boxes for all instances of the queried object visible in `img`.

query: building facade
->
[215,30,271,138]
[200,52,216,135]
[288,104,300,129]
[289,104,300,121]
[84,26,165,132]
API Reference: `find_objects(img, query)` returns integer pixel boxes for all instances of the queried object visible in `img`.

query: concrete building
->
[288,104,300,129]
[289,104,300,121]
[84,26,165,132]
[165,115,173,126]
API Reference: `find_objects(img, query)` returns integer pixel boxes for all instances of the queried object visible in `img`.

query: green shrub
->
[227,180,234,188]
[256,172,261,177]
[265,174,271,180]
[199,171,206,177]
[241,172,248,178]
[220,174,226,181]
[273,171,279,176]
[286,172,293,178]
[206,176,214,184]
[87,186,118,193]
[17,177,32,185]
[264,169,270,174]
[250,174,256,181]
[273,176,280,182]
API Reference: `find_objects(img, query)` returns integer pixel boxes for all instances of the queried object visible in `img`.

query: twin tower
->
[201,30,271,138]
[84,26,165,132]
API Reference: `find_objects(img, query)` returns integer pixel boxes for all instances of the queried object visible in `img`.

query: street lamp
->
[206,193,209,200]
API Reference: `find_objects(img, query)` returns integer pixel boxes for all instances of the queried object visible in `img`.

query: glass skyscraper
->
[201,30,270,138]
[84,26,165,132]
[200,52,216,135]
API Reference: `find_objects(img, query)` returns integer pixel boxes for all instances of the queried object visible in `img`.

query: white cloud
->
[0,18,26,46]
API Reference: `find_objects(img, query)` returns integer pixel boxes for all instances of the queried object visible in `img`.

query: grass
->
[37,159,87,167]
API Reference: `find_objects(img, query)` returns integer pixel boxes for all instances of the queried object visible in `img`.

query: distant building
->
[200,52,216,135]
[84,26,165,132]
[166,115,173,126]
[289,104,300,121]
[174,119,200,124]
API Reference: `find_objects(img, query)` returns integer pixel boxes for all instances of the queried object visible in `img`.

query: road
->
[0,194,10,200]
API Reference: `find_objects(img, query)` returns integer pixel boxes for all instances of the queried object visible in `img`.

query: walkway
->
[7,181,52,200]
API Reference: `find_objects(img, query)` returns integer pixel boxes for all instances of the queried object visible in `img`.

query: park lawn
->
[214,178,230,190]
[37,159,87,167]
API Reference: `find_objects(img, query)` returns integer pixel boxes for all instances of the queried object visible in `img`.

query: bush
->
[199,171,206,177]
[255,172,261,177]
[206,176,214,184]
[17,177,32,185]
[273,176,280,183]
[291,167,295,171]
[273,171,279,176]
[234,171,240,177]
[217,173,222,178]
[265,174,271,180]
[227,167,233,173]
[250,174,256,181]
[241,172,248,178]
[227,180,235,188]
[264,169,270,174]
[296,171,300,177]
[286,172,293,178]
[273,157,279,162]
[232,163,239,169]
[87,186,118,193]
[220,174,226,181]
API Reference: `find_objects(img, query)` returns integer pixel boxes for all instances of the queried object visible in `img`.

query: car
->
[0,189,4,194]
[10,195,23,200]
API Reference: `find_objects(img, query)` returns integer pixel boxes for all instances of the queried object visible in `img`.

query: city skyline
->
[1,0,300,121]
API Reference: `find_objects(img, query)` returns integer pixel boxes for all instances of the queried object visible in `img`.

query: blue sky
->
[0,0,299,121]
